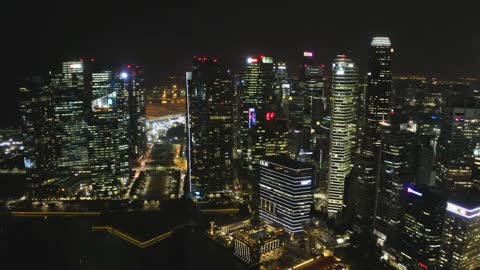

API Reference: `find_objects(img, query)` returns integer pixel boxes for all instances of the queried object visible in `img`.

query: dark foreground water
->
[1,217,250,270]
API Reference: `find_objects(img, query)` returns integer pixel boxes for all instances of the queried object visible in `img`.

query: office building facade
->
[259,156,314,233]
[439,191,480,269]
[374,113,416,247]
[399,185,446,270]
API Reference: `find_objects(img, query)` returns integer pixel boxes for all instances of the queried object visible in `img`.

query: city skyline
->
[1,2,479,127]
[2,2,480,270]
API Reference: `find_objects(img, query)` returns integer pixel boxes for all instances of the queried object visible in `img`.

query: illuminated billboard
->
[248,108,256,128]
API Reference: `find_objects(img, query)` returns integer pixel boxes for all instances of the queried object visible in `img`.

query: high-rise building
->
[124,65,146,159]
[50,61,90,176]
[290,126,311,159]
[374,112,416,247]
[186,57,234,194]
[259,156,314,234]
[399,185,447,270]
[300,51,325,128]
[281,82,304,126]
[19,76,56,195]
[21,60,141,198]
[87,71,130,197]
[327,55,358,217]
[435,104,480,190]
[354,37,393,233]
[240,56,274,176]
[439,190,480,269]
[264,117,289,158]
[273,61,288,103]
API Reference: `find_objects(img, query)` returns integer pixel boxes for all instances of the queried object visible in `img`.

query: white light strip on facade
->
[446,202,480,219]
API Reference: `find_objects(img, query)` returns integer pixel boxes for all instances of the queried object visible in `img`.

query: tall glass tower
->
[300,51,325,129]
[354,37,393,233]
[50,61,90,176]
[186,57,234,194]
[435,103,480,190]
[327,55,358,217]
[88,71,130,198]
[124,65,146,160]
[240,56,274,175]
[19,76,56,196]
[374,112,416,247]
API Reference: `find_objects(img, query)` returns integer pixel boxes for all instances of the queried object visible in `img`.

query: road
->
[125,143,154,199]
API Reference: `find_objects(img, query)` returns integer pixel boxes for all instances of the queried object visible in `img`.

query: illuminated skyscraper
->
[19,60,146,199]
[259,156,314,233]
[439,190,480,269]
[240,56,274,175]
[19,76,56,195]
[399,185,446,270]
[435,103,480,190]
[281,82,304,126]
[186,57,234,194]
[88,71,130,197]
[354,37,393,233]
[124,65,146,159]
[300,51,325,129]
[50,61,90,176]
[374,113,416,247]
[273,61,288,103]
[327,55,358,217]
[264,117,289,158]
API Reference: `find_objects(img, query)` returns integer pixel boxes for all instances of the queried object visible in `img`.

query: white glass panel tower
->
[327,55,358,217]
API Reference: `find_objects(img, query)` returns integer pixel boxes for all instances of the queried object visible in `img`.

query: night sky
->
[1,1,479,127]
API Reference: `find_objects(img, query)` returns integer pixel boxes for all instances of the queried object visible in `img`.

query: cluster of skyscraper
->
[20,60,146,198]
[17,35,480,269]
[186,36,480,269]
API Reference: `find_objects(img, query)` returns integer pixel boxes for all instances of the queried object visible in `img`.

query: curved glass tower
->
[327,55,358,217]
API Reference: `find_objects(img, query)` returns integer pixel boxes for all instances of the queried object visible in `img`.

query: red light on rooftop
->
[136,65,140,68]
[213,59,218,63]
[80,58,84,62]
[127,65,132,69]
[321,64,325,68]
[91,58,95,62]
[260,55,265,59]
[390,111,396,115]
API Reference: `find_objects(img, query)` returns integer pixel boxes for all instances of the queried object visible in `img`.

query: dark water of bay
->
[1,216,250,270]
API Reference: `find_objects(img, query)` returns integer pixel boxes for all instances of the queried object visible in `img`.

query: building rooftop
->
[448,190,480,209]
[233,227,278,247]
[371,36,391,47]
[262,155,314,171]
